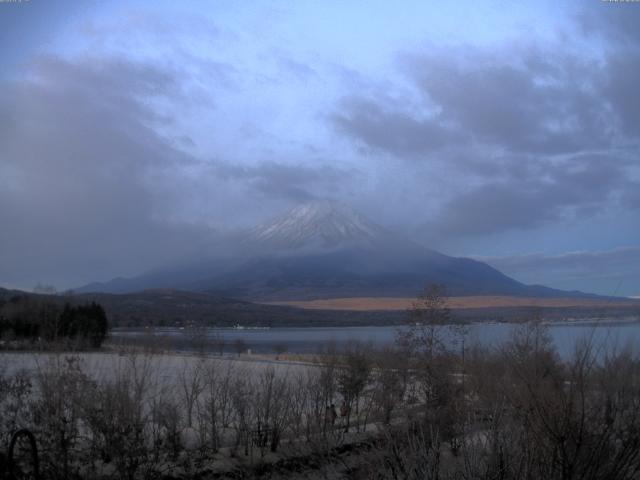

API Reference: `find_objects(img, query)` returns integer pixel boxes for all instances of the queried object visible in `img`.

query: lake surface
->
[111,321,640,358]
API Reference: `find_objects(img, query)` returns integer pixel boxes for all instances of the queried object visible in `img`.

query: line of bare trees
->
[0,345,402,479]
[1,286,640,478]
[358,286,640,480]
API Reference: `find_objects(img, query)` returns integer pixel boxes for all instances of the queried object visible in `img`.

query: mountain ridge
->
[76,200,602,300]
[247,200,389,251]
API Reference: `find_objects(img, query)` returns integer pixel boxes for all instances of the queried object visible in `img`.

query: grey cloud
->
[207,160,356,202]
[0,55,213,289]
[577,4,640,136]
[332,97,452,155]
[602,51,640,137]
[0,52,360,289]
[331,4,640,161]
[409,50,611,155]
[624,187,640,209]
[0,0,85,76]
[3,2,639,297]
[577,3,640,45]
[80,11,220,48]
[334,47,615,158]
[428,183,559,236]
[330,18,640,239]
[78,13,238,100]
[473,247,640,296]
[418,153,635,237]
[476,246,640,274]
[276,56,318,81]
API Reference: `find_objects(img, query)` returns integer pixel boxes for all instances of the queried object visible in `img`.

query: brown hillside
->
[264,296,640,311]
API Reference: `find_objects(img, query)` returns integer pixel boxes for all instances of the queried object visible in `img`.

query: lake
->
[111,320,640,359]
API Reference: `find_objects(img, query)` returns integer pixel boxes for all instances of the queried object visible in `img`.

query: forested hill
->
[0,287,402,328]
[2,287,639,328]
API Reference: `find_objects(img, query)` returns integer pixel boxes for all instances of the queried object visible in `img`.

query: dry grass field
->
[264,296,640,311]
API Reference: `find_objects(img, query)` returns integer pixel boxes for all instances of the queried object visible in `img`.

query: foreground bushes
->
[1,322,640,479]
[360,324,640,480]
[0,353,350,479]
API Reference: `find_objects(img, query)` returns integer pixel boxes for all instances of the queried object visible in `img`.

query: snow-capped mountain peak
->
[248,200,388,250]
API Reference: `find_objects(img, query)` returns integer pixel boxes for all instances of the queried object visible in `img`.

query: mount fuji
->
[77,200,589,300]
[246,200,391,250]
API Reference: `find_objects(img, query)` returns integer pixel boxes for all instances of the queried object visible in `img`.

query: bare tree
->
[373,346,408,424]
[196,360,235,453]
[179,358,205,428]
[273,342,288,360]
[229,372,252,457]
[210,332,225,356]
[32,355,92,479]
[397,283,452,360]
[253,367,292,454]
[337,342,372,433]
[82,353,159,480]
[0,365,32,450]
[233,338,247,356]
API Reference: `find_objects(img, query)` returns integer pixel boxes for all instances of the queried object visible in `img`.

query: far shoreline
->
[262,295,640,311]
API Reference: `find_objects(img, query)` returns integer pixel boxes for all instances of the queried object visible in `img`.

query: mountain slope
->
[194,248,578,300]
[77,200,597,300]
[246,200,391,250]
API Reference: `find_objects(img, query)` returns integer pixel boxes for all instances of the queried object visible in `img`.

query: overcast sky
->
[0,0,639,296]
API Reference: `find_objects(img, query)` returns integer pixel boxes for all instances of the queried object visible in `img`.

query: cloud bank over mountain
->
[0,1,638,295]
